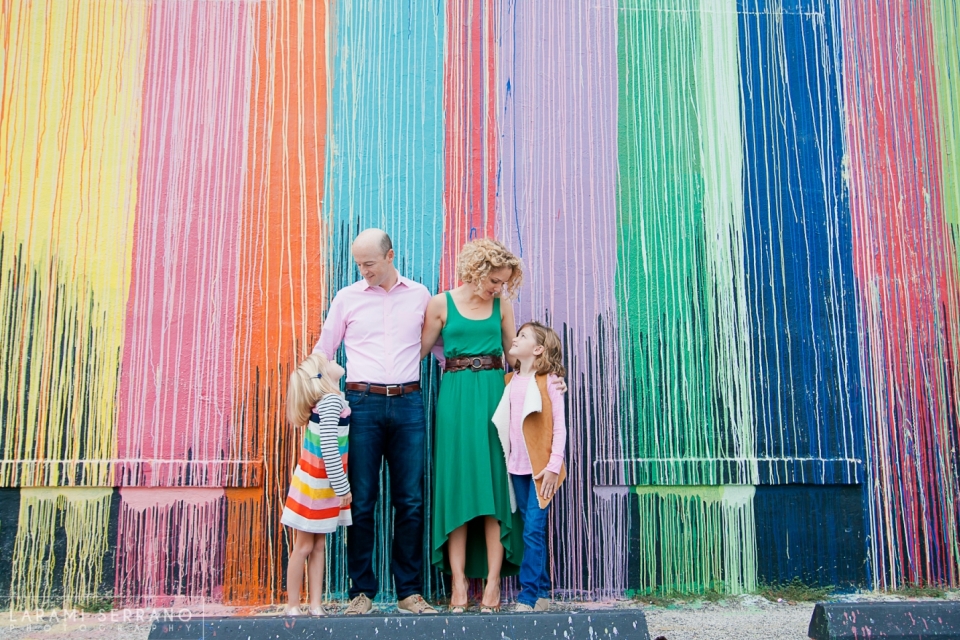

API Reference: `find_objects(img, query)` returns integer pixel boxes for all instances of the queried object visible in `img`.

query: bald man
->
[312,229,438,615]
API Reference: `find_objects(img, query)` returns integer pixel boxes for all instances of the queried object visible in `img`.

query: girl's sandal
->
[309,606,327,617]
[283,606,304,616]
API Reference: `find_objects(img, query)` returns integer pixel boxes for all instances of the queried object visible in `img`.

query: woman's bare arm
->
[500,298,516,365]
[420,294,446,359]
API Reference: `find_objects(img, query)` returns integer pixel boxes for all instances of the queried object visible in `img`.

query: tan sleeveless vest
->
[503,372,567,509]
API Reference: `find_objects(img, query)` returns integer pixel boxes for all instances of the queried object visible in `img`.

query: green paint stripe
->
[616,0,754,485]
[932,0,960,226]
[632,485,757,594]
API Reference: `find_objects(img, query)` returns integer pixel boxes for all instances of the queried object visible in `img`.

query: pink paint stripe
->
[116,487,226,606]
[120,487,225,510]
[117,1,253,487]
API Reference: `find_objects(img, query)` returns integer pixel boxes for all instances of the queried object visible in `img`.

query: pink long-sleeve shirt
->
[507,373,566,476]
[313,275,431,384]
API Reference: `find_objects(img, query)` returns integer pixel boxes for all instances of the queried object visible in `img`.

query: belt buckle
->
[470,357,483,371]
[385,384,402,397]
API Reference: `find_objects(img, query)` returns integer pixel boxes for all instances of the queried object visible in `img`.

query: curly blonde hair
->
[286,353,342,426]
[456,238,524,299]
[515,321,566,377]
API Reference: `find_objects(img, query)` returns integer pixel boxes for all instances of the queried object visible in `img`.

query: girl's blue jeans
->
[510,473,551,607]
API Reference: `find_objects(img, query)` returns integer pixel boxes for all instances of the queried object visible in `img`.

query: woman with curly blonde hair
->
[420,238,524,613]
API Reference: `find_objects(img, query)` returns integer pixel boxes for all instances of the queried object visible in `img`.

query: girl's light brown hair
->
[286,353,342,426]
[516,321,566,377]
[456,238,524,299]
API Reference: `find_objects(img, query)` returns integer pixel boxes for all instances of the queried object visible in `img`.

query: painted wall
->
[0,0,958,608]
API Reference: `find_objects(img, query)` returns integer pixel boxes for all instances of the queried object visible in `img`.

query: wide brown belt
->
[345,381,421,397]
[444,355,504,373]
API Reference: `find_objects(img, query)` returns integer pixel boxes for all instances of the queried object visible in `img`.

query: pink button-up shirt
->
[313,275,431,384]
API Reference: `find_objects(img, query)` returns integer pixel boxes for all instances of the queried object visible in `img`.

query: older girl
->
[492,321,567,612]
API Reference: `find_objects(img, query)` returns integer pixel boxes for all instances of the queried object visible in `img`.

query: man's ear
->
[386,248,396,262]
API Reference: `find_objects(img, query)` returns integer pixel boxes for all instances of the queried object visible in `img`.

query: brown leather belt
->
[444,355,504,373]
[345,381,421,397]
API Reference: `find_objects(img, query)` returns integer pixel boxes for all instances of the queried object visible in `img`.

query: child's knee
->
[292,532,315,554]
[312,534,327,553]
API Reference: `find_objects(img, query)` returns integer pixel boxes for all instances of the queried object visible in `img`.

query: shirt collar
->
[360,272,412,292]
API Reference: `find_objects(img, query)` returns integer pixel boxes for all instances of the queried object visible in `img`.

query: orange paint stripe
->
[228,0,328,605]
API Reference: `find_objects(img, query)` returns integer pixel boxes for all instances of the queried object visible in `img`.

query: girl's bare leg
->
[285,530,315,614]
[307,534,327,612]
[447,524,469,607]
[481,517,503,609]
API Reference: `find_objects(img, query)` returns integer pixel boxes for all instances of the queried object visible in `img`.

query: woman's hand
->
[534,469,559,501]
[340,492,353,508]
[552,377,568,394]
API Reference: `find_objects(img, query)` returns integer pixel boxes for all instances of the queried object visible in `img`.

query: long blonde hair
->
[515,321,566,377]
[456,238,524,299]
[286,353,342,426]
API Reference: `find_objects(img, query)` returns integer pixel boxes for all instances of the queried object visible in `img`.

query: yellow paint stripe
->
[10,487,113,609]
[0,1,148,486]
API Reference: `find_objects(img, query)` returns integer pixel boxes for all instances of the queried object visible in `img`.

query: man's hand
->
[534,469,559,502]
[340,492,353,508]
[551,377,568,394]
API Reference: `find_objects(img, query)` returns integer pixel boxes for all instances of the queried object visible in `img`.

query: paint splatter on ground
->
[3,595,957,640]
[0,600,811,640]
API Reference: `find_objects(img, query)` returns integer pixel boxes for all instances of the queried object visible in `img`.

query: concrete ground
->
[0,593,954,640]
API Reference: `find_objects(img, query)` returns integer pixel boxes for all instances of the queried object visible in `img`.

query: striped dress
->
[280,394,352,533]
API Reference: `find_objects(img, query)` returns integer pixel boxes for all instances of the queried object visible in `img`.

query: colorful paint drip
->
[842,0,960,589]
[633,486,757,595]
[10,488,112,611]
[0,0,959,610]
[0,0,145,488]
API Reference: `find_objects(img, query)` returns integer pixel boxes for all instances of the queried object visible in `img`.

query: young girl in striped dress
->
[281,352,353,616]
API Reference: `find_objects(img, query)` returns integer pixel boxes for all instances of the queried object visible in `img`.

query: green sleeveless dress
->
[431,292,523,578]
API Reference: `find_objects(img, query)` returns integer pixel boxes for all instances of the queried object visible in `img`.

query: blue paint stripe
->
[738,0,865,483]
[324,0,445,294]
[320,0,445,602]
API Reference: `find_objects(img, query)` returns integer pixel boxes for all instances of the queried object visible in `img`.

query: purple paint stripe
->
[496,0,625,598]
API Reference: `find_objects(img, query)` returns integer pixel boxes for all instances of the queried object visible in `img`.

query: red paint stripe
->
[844,0,960,588]
[441,0,499,290]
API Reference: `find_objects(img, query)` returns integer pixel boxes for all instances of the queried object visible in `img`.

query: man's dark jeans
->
[345,388,426,600]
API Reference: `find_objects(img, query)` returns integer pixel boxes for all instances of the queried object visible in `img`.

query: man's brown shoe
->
[397,594,438,614]
[534,598,551,612]
[345,593,373,615]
